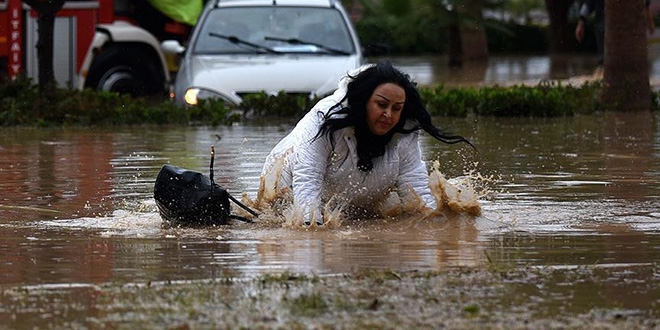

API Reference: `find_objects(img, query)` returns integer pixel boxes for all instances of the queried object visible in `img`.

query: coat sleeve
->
[396,132,437,209]
[290,99,336,224]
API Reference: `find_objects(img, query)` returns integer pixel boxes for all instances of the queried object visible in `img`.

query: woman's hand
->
[303,206,324,226]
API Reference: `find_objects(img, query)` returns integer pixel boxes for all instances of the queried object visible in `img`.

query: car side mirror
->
[161,40,186,55]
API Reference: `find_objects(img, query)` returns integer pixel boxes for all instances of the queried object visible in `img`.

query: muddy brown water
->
[2,55,660,326]
[2,112,659,279]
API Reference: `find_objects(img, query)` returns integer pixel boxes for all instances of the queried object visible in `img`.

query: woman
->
[258,60,472,225]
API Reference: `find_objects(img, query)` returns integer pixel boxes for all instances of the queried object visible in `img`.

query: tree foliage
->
[355,0,503,60]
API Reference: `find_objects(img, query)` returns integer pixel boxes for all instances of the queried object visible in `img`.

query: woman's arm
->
[395,133,437,210]
[292,136,330,224]
[290,100,337,225]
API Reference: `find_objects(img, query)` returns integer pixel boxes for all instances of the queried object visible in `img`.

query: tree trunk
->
[447,0,488,68]
[544,0,576,53]
[23,0,66,94]
[36,11,56,93]
[448,21,463,68]
[460,1,488,61]
[461,25,488,61]
[602,0,650,112]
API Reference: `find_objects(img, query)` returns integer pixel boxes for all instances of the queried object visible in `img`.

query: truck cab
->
[0,0,199,96]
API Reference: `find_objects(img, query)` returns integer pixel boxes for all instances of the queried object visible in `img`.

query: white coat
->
[260,74,437,223]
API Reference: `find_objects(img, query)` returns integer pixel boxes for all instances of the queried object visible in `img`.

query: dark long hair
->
[314,60,472,172]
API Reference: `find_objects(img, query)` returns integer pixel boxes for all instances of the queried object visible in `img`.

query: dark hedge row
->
[0,78,235,127]
[1,79,657,127]
[421,81,617,117]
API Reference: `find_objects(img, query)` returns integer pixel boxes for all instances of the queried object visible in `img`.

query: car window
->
[193,6,355,55]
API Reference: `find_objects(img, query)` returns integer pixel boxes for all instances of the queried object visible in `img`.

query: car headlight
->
[183,88,229,106]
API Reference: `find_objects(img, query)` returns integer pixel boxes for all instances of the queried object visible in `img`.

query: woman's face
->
[365,83,405,136]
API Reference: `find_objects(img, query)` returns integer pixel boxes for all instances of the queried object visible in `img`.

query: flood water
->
[2,54,660,324]
[2,114,659,277]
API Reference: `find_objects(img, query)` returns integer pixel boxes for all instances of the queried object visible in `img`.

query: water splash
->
[248,156,495,228]
[428,160,484,216]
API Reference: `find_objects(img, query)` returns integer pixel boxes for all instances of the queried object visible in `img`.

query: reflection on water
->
[385,42,660,87]
[385,53,600,87]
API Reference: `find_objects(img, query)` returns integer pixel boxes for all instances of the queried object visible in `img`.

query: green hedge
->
[421,81,612,117]
[1,78,657,127]
[0,78,235,127]
[240,91,319,118]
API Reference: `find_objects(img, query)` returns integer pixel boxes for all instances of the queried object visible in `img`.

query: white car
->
[165,0,364,107]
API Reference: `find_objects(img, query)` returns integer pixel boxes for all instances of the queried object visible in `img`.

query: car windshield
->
[193,6,356,55]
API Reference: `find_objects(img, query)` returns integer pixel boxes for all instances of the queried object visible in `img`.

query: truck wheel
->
[96,65,144,95]
[86,45,164,97]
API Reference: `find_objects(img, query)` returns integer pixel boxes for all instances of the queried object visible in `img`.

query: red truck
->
[0,0,197,96]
